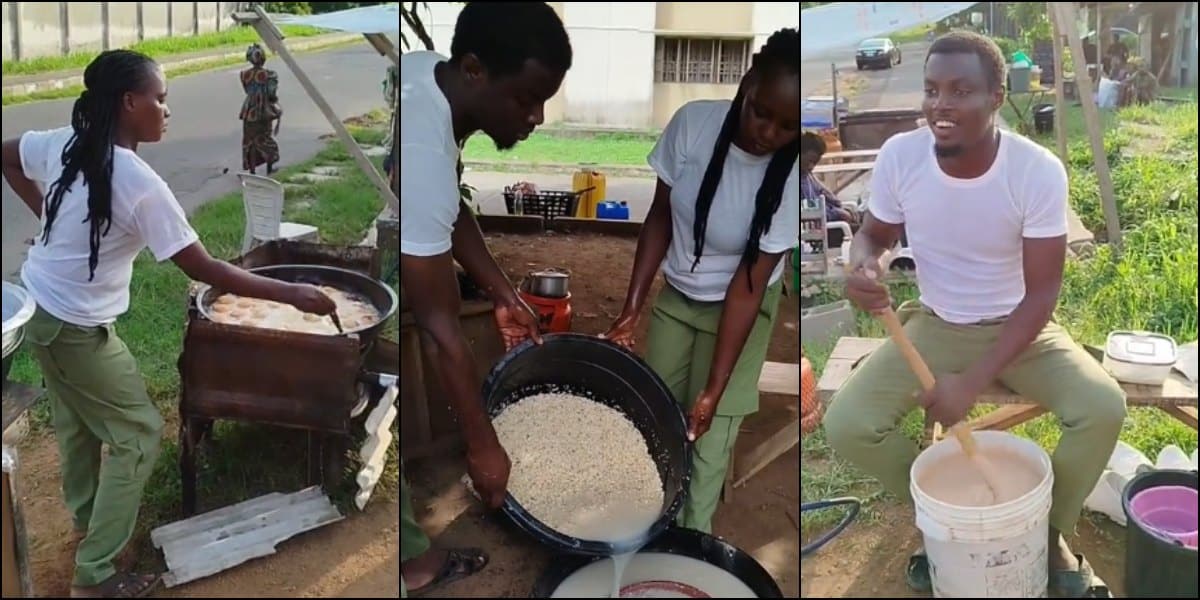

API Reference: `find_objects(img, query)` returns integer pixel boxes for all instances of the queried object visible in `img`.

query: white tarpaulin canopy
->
[802,2,977,56]
[274,4,400,34]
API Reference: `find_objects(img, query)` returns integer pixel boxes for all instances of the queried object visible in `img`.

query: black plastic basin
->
[530,526,783,597]
[1122,469,1197,598]
[482,333,691,556]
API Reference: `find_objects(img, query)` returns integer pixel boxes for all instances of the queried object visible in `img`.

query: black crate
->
[503,190,580,219]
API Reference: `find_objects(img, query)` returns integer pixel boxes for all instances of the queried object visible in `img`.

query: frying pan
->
[194,264,397,348]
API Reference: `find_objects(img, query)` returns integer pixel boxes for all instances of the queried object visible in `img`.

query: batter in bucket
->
[918,447,1043,506]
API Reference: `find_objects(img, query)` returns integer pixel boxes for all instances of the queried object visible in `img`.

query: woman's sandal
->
[407,548,489,598]
[70,572,162,598]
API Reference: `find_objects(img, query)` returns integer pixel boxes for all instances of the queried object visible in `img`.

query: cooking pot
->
[524,269,570,298]
[2,281,37,382]
[194,265,398,349]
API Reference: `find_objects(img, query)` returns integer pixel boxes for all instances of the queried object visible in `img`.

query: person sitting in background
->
[801,131,857,247]
[1122,57,1158,106]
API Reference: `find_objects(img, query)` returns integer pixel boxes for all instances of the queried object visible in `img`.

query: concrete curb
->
[463,159,656,178]
[3,33,362,97]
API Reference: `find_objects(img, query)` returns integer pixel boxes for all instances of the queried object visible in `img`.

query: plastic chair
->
[236,172,319,254]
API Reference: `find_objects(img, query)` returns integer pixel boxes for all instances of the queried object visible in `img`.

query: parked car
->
[856,38,901,70]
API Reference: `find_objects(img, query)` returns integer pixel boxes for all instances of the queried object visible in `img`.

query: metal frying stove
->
[177,241,397,515]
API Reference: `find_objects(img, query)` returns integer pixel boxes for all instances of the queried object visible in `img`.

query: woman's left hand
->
[687,389,721,442]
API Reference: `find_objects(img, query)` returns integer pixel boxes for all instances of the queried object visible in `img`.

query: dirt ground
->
[400,232,800,598]
[9,429,399,598]
[799,475,1129,598]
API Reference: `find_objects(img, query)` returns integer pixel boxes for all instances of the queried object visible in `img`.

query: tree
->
[399,2,435,51]
[260,2,387,14]
[1006,2,1051,51]
[262,2,312,14]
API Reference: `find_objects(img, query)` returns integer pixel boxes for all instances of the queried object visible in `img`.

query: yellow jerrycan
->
[572,165,606,218]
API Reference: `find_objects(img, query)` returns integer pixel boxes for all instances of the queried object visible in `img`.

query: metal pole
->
[831,62,839,129]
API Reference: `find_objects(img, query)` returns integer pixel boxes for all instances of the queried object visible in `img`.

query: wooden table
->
[818,337,1198,446]
[2,382,43,434]
[812,161,876,195]
[820,149,880,165]
[1006,87,1056,136]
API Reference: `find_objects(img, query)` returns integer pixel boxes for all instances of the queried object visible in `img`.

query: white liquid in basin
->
[550,552,759,598]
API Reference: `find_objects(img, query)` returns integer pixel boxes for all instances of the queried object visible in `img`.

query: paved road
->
[2,44,392,279]
[466,42,943,225]
[464,170,657,222]
[802,41,931,112]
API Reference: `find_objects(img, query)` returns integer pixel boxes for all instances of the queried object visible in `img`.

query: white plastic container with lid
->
[1103,331,1178,385]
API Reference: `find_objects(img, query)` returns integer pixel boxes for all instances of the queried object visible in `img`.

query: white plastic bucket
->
[910,431,1054,598]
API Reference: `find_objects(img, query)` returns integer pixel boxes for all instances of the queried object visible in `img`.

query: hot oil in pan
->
[208,286,380,334]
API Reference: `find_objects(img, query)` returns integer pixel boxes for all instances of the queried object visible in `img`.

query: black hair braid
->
[691,28,799,291]
[41,49,157,282]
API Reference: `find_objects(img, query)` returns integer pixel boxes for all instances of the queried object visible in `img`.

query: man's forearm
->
[849,228,888,265]
[420,323,496,447]
[451,200,518,304]
[964,293,1058,386]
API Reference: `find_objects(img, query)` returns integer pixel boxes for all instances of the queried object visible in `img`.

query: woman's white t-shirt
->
[19,127,199,327]
[648,99,800,301]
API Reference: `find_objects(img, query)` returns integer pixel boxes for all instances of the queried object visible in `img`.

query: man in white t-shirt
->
[399,3,571,596]
[824,32,1122,597]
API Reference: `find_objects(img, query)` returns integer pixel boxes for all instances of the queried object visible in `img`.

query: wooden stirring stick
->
[875,308,1007,501]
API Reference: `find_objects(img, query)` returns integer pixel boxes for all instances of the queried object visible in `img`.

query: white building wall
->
[400,2,798,130]
[752,2,800,52]
[561,2,657,128]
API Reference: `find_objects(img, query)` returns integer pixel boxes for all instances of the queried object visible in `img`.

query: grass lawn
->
[2,24,325,77]
[462,130,658,166]
[2,26,357,106]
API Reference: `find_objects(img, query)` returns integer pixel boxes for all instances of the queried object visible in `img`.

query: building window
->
[655,37,751,84]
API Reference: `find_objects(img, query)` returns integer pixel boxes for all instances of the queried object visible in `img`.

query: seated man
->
[823,32,1123,597]
[801,131,858,248]
[1122,57,1158,106]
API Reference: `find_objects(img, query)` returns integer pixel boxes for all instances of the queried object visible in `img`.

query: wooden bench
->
[722,361,800,501]
[818,337,1198,446]
[819,149,880,164]
[812,161,876,195]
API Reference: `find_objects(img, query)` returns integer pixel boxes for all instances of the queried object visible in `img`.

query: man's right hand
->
[844,253,891,314]
[466,434,511,509]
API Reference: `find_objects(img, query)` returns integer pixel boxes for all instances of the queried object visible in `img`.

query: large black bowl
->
[482,333,691,556]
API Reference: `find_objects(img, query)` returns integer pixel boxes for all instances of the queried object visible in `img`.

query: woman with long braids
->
[1,49,335,598]
[602,28,800,534]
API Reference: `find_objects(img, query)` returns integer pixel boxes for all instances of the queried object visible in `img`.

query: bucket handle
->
[800,497,861,557]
